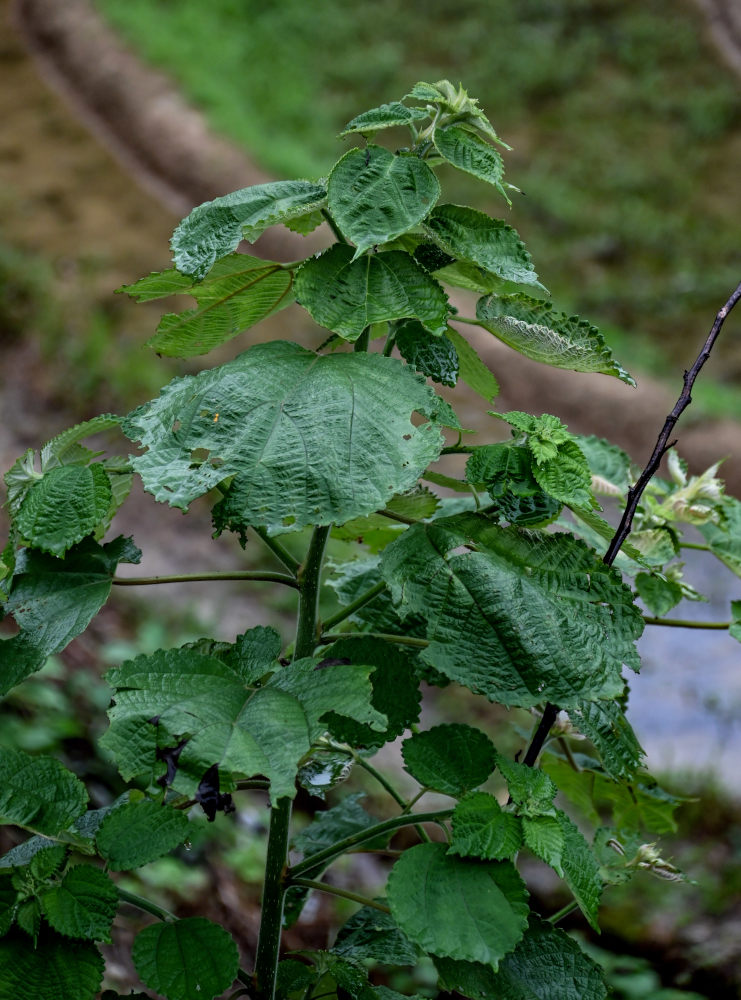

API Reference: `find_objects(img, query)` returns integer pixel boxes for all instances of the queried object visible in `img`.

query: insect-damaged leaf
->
[380,512,643,708]
[122,341,445,535]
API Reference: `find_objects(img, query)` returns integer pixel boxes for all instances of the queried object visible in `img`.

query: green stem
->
[254,524,331,1000]
[680,541,712,551]
[321,208,349,244]
[288,878,391,914]
[354,327,371,353]
[290,809,454,878]
[547,899,580,925]
[449,316,481,326]
[383,330,397,357]
[321,581,386,632]
[440,445,475,455]
[252,526,301,576]
[319,631,429,649]
[643,616,730,629]
[112,571,298,589]
[352,753,407,808]
[117,887,176,922]
[379,508,417,525]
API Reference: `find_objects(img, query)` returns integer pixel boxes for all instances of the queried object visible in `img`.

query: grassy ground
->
[95,0,741,396]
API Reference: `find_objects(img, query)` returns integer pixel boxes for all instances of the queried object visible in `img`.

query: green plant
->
[1,80,740,1000]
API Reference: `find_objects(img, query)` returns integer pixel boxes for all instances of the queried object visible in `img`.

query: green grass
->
[95,0,741,407]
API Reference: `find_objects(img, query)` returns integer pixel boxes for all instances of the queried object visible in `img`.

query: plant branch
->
[351,752,407,808]
[321,208,349,244]
[112,571,299,589]
[319,631,429,649]
[252,526,301,576]
[287,877,391,914]
[522,704,560,767]
[643,616,731,629]
[547,899,580,925]
[321,581,386,632]
[379,508,418,525]
[603,279,741,566]
[289,809,454,878]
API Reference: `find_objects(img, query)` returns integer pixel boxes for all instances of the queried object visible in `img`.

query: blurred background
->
[1,0,741,996]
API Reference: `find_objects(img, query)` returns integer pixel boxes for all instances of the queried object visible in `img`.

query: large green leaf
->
[433,125,508,201]
[327,146,440,257]
[380,513,643,708]
[435,916,608,999]
[0,930,103,1000]
[132,917,239,1000]
[401,724,496,796]
[427,205,545,292]
[476,294,634,384]
[122,342,445,535]
[15,464,112,558]
[120,254,294,358]
[294,246,449,340]
[340,102,428,136]
[95,800,190,870]
[102,646,382,802]
[40,865,118,943]
[0,749,87,837]
[171,180,327,280]
[387,843,529,967]
[1,537,140,696]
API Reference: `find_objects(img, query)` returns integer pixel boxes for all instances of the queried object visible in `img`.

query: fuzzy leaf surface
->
[15,464,112,557]
[556,810,602,930]
[332,906,419,965]
[574,435,632,497]
[450,792,523,860]
[0,749,87,836]
[132,917,239,1000]
[171,180,327,280]
[327,146,440,257]
[522,815,565,876]
[435,916,607,999]
[121,255,294,357]
[401,724,496,795]
[0,930,103,1000]
[387,843,529,967]
[495,755,558,818]
[395,321,459,386]
[1,537,140,696]
[122,342,445,535]
[294,246,449,340]
[340,102,428,135]
[427,205,544,292]
[569,700,644,781]
[95,800,190,870]
[433,125,508,200]
[380,513,643,708]
[102,647,381,802]
[40,865,118,943]
[476,294,634,384]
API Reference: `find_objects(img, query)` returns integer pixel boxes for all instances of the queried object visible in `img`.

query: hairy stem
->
[254,524,331,1000]
[287,877,391,914]
[112,571,298,588]
[289,809,454,879]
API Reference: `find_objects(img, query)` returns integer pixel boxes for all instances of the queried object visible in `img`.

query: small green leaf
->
[123,342,445,536]
[634,572,684,617]
[275,960,318,995]
[95,800,190,871]
[0,872,16,936]
[15,899,42,942]
[121,255,294,358]
[40,865,118,943]
[320,637,422,749]
[0,929,103,1000]
[434,125,509,202]
[294,246,449,340]
[629,527,678,565]
[222,626,281,684]
[395,320,459,386]
[292,794,383,857]
[450,792,523,860]
[575,435,632,497]
[171,180,327,280]
[332,906,419,965]
[327,146,440,257]
[387,843,529,967]
[476,294,634,384]
[556,809,603,931]
[444,326,499,402]
[340,102,428,136]
[407,81,509,148]
[522,815,565,876]
[466,444,562,526]
[700,496,741,577]
[380,514,643,708]
[569,700,645,781]
[0,749,87,837]
[531,439,593,508]
[0,836,57,870]
[731,600,741,643]
[494,755,558,818]
[15,464,112,558]
[401,724,496,795]
[132,917,239,1000]
[427,205,544,292]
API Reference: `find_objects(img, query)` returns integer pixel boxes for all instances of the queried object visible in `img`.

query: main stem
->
[253,524,331,1000]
